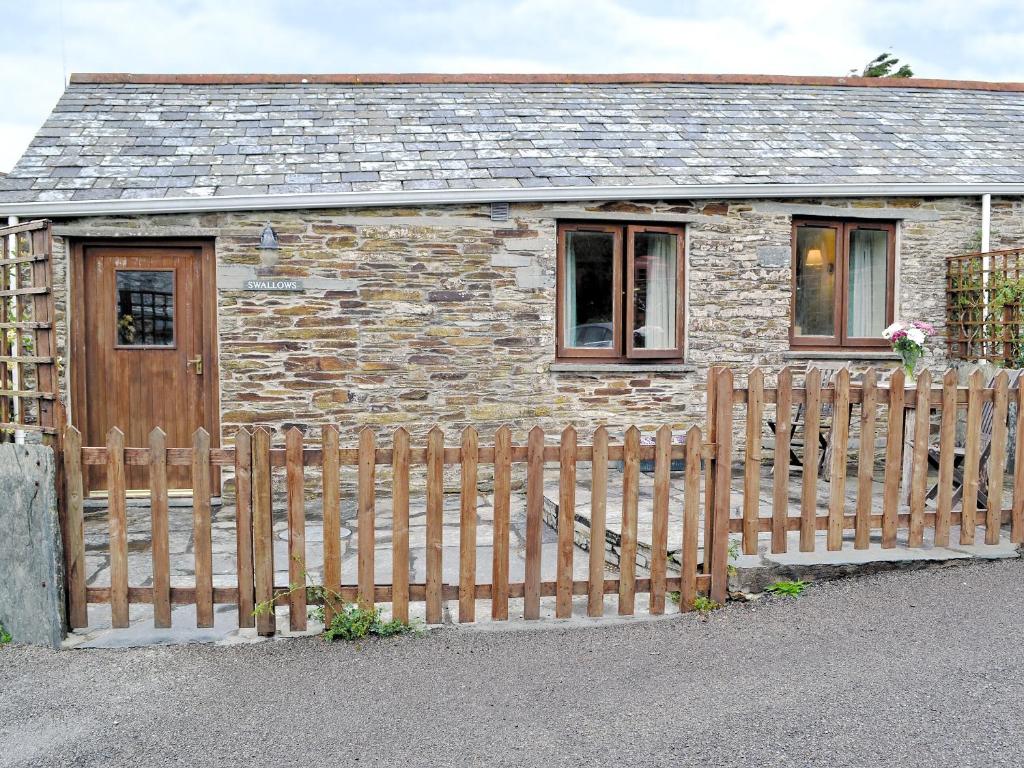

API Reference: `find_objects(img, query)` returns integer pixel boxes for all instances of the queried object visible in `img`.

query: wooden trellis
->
[0,219,57,440]
[947,248,1024,365]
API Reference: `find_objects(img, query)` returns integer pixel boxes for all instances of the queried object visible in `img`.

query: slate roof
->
[3,74,1024,203]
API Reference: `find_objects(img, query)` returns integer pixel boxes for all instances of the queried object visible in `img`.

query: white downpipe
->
[982,193,992,253]
[5,215,23,443]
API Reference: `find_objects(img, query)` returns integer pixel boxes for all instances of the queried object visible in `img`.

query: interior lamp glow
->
[805,248,823,266]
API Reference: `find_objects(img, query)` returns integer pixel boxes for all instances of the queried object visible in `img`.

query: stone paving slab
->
[75,489,602,642]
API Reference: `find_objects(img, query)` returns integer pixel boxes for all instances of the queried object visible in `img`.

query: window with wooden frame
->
[791,218,896,349]
[556,222,684,361]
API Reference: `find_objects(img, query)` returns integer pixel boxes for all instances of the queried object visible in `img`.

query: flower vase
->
[899,350,919,383]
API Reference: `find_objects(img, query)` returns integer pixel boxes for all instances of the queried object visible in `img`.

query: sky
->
[2,0,1024,171]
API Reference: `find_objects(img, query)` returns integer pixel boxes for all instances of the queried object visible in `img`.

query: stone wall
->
[47,196,1010,449]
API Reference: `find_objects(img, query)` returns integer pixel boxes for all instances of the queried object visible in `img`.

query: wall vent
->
[490,202,510,221]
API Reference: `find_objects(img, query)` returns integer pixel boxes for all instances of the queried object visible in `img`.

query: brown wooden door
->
[75,242,217,493]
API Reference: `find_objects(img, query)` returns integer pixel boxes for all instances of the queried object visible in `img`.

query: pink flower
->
[911,321,935,334]
[890,329,908,341]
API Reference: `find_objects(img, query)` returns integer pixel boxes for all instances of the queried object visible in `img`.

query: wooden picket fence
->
[61,419,727,636]
[59,365,1024,636]
[720,365,1024,556]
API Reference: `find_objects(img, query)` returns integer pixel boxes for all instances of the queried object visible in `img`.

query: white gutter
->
[3,182,1024,218]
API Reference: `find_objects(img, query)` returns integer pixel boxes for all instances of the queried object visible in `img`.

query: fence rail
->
[60,365,1024,637]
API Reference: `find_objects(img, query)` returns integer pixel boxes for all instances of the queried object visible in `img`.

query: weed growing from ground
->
[254,556,421,642]
[316,603,418,642]
[0,622,10,645]
[692,596,721,614]
[765,579,808,598]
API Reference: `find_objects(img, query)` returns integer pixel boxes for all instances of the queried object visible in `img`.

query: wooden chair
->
[925,369,1022,508]
[767,361,853,477]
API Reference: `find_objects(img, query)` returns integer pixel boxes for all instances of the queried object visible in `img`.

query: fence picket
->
[322,426,341,625]
[961,369,983,545]
[854,368,877,550]
[772,366,793,554]
[800,368,822,552]
[525,426,544,620]
[425,426,443,623]
[63,426,88,629]
[285,427,307,631]
[459,427,479,623]
[106,427,129,628]
[986,371,1009,545]
[650,424,671,615]
[619,426,640,615]
[252,428,275,636]
[1014,385,1024,544]
[710,368,734,605]
[827,368,851,551]
[935,370,958,547]
[234,428,254,629]
[703,367,719,574]
[192,428,213,629]
[908,369,932,547]
[556,426,576,619]
[358,427,377,611]
[742,367,764,555]
[881,368,906,548]
[149,427,171,629]
[491,426,512,620]
[588,426,608,618]
[680,425,702,612]
[391,427,410,624]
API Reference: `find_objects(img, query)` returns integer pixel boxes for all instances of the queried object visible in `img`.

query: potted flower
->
[883,320,934,381]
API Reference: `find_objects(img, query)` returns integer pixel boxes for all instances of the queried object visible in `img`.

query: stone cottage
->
[1,72,1023,493]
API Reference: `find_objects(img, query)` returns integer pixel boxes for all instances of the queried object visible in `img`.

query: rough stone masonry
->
[48,195,1023,449]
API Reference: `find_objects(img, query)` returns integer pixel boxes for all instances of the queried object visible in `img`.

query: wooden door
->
[73,242,218,493]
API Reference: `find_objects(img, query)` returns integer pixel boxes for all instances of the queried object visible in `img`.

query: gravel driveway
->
[3,559,1024,767]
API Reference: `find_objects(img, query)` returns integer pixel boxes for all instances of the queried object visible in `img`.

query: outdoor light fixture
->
[805,248,823,266]
[258,222,280,250]
[257,222,280,268]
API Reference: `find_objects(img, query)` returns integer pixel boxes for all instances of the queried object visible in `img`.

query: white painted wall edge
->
[2,182,1023,218]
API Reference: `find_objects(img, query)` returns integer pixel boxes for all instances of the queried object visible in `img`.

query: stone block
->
[0,444,65,648]
[756,245,790,268]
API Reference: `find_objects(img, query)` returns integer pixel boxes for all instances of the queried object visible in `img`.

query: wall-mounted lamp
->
[257,222,280,268]
[805,248,823,267]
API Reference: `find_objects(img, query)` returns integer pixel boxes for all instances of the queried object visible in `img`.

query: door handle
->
[187,355,203,375]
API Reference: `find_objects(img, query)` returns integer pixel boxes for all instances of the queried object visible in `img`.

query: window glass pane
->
[564,231,615,349]
[794,226,837,337]
[632,231,678,349]
[116,270,174,346]
[847,229,888,338]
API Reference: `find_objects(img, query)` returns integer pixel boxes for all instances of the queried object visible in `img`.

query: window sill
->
[782,350,900,361]
[550,362,697,374]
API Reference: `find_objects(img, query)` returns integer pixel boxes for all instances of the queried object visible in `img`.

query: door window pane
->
[564,231,615,348]
[116,270,175,346]
[632,231,678,349]
[794,226,837,337]
[847,229,889,338]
